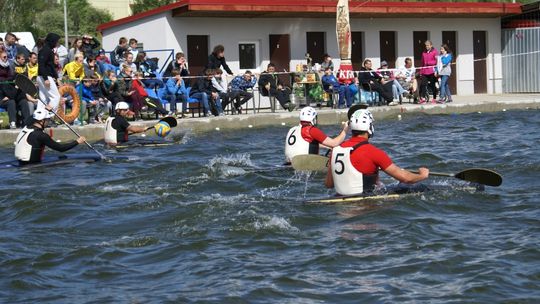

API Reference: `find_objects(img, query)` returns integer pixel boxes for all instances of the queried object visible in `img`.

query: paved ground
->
[0,94,539,147]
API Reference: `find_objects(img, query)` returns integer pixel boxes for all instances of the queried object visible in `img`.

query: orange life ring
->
[57,85,80,123]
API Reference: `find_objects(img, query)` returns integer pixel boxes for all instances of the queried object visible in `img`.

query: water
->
[0,110,539,303]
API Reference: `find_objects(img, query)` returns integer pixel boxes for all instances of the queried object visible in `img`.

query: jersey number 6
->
[287,129,296,145]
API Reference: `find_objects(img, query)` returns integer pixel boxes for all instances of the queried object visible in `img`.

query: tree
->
[131,0,175,15]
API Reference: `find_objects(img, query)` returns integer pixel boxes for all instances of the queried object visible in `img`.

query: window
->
[239,43,256,69]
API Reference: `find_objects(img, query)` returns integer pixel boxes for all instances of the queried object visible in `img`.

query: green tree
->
[131,0,175,15]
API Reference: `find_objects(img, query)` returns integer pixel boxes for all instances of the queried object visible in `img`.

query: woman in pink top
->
[419,40,439,104]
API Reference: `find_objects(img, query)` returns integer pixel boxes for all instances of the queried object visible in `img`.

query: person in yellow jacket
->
[62,53,85,82]
[27,52,39,80]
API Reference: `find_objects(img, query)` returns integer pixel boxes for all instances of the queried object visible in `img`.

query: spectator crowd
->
[0,30,453,130]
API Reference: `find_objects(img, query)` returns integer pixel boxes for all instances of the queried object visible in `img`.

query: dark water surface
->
[1,110,539,303]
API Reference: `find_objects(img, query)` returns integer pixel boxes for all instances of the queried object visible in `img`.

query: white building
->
[90,0,133,20]
[97,1,521,96]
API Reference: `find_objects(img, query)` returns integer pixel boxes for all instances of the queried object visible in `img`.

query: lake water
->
[0,109,539,303]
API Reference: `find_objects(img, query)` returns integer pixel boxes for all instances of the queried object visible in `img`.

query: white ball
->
[502,109,507,112]
[215,127,220,131]
[281,122,286,126]
[248,125,253,128]
[141,133,146,137]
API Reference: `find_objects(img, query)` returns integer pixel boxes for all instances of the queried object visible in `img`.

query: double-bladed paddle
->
[291,154,502,187]
[15,74,110,161]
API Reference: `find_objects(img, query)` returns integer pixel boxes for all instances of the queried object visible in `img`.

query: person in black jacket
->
[0,50,31,128]
[81,35,101,59]
[164,52,190,84]
[258,63,296,112]
[37,33,61,112]
[204,45,233,75]
[190,69,223,117]
[357,59,393,104]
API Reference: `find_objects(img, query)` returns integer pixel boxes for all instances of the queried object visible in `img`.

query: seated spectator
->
[228,70,257,114]
[165,69,188,116]
[102,70,125,111]
[96,49,110,65]
[62,53,85,83]
[67,38,83,63]
[164,52,189,81]
[90,75,112,118]
[122,52,137,74]
[320,54,334,72]
[211,68,233,113]
[135,51,162,89]
[81,35,100,59]
[116,65,139,115]
[258,63,296,112]
[13,53,28,76]
[357,59,393,105]
[111,37,128,67]
[131,72,169,117]
[128,38,139,59]
[32,38,44,55]
[27,52,39,80]
[321,67,356,108]
[55,42,69,67]
[204,45,233,75]
[190,69,223,117]
[395,57,417,99]
[54,54,64,85]
[84,56,102,79]
[76,78,105,124]
[4,32,29,62]
[378,60,407,104]
[0,51,31,128]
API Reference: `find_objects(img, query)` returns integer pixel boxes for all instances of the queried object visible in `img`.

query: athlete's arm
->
[314,123,349,149]
[127,125,146,134]
[384,164,429,184]
[325,151,334,188]
[38,132,79,152]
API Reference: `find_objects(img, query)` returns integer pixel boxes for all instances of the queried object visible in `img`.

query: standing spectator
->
[62,53,85,83]
[204,45,233,75]
[419,40,438,104]
[396,57,417,99]
[0,50,31,128]
[128,38,139,59]
[258,63,296,112]
[53,54,64,84]
[190,69,222,117]
[211,68,232,113]
[4,33,29,62]
[37,33,61,112]
[164,52,189,79]
[81,35,100,59]
[164,69,188,116]
[437,44,453,103]
[320,54,334,71]
[67,38,83,63]
[358,59,393,105]
[55,42,69,67]
[228,70,256,114]
[111,37,128,67]
[32,38,44,55]
[321,67,356,108]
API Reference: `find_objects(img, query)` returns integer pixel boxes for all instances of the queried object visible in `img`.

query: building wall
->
[102,14,503,95]
[90,0,133,20]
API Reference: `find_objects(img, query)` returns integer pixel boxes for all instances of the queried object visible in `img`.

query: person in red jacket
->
[419,40,439,104]
[131,72,170,116]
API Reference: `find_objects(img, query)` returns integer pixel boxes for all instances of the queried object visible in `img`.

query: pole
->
[63,0,69,48]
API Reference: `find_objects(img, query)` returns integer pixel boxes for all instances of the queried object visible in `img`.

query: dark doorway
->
[269,34,291,85]
[473,31,488,94]
[351,31,364,71]
[413,31,429,69]
[306,32,326,64]
[379,31,396,68]
[187,35,208,76]
[442,31,458,92]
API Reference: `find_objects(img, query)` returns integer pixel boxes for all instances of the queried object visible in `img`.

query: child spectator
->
[190,69,223,117]
[103,70,125,111]
[165,69,188,116]
[123,52,137,74]
[67,38,83,63]
[77,78,105,124]
[437,44,453,103]
[84,56,102,79]
[90,75,112,119]
[211,68,232,113]
[164,52,189,80]
[55,42,69,67]
[228,70,256,114]
[135,51,162,89]
[131,72,170,117]
[63,53,85,83]
[111,37,128,67]
[128,38,139,59]
[81,35,101,59]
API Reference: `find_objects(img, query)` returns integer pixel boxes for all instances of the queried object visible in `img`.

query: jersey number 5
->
[287,129,296,145]
[334,153,345,175]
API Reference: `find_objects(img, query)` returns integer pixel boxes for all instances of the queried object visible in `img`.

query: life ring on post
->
[57,85,81,123]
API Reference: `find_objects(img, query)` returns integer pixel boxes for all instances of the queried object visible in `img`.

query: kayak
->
[111,139,176,149]
[0,154,101,169]
[306,193,401,204]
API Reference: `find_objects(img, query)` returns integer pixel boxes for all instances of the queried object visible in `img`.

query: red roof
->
[97,0,522,32]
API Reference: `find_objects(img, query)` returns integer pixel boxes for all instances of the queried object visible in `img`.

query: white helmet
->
[115,102,130,111]
[349,109,374,136]
[32,109,54,121]
[299,106,317,125]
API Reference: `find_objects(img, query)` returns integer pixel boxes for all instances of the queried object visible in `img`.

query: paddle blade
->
[15,74,38,98]
[291,155,329,172]
[454,168,502,187]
